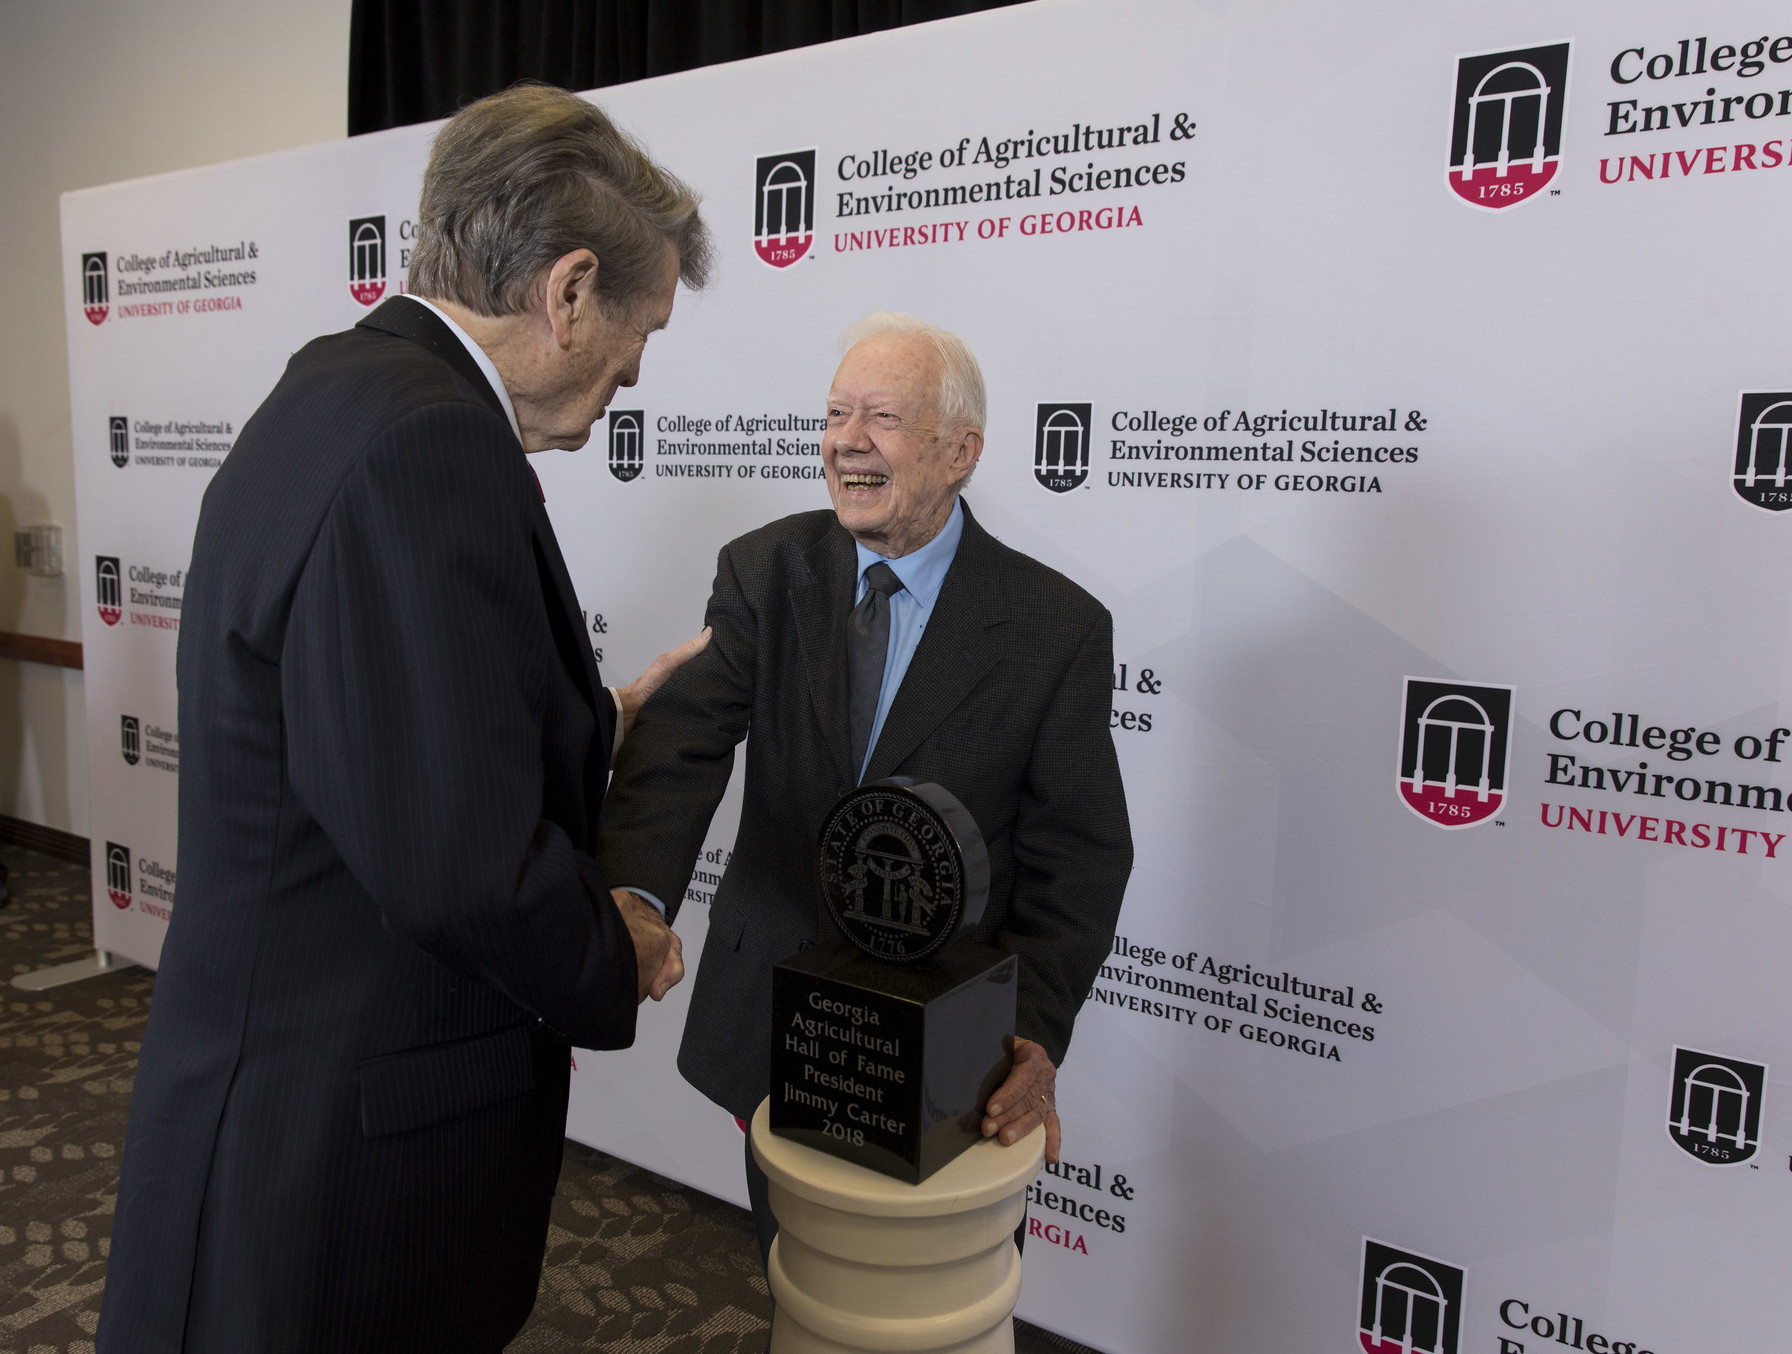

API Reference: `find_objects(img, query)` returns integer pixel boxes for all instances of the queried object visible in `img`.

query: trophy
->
[769,779,1017,1184]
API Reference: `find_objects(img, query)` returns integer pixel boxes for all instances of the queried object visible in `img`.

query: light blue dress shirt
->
[622,499,966,915]
[853,496,966,783]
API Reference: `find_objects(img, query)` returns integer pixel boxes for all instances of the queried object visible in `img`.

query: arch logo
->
[754,150,816,268]
[1668,1046,1766,1165]
[1733,391,1792,511]
[96,556,122,627]
[1398,678,1513,828]
[1034,402,1092,492]
[608,409,644,482]
[105,842,132,910]
[1358,1239,1462,1354]
[349,216,387,306]
[81,252,110,324]
[1449,43,1570,210]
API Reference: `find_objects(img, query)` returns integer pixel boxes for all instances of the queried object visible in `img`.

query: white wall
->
[0,0,351,833]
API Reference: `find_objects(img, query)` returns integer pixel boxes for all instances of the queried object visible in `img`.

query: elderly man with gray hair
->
[601,311,1134,1268]
[100,86,707,1354]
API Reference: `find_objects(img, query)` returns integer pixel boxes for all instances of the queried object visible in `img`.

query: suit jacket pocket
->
[358,1023,536,1138]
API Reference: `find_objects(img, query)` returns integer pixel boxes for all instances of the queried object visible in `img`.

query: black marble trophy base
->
[770,936,1017,1184]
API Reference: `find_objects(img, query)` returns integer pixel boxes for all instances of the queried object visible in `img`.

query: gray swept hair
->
[408,84,711,316]
[838,311,987,436]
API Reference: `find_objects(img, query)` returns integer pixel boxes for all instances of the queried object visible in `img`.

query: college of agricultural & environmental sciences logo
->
[1398,678,1513,828]
[1358,1239,1462,1354]
[608,409,644,482]
[1448,43,1570,210]
[105,842,132,909]
[349,216,387,306]
[109,416,129,468]
[1667,1046,1765,1165]
[1034,403,1092,492]
[754,150,816,267]
[121,715,140,766]
[81,252,110,324]
[1732,391,1792,511]
[96,555,122,627]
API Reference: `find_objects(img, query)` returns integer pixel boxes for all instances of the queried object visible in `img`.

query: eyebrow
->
[827,390,909,408]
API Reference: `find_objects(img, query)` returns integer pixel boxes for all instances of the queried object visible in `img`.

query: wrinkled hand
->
[616,628,711,735]
[981,1037,1060,1163]
[611,888,684,1003]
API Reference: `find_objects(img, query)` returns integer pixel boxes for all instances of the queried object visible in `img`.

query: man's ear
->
[950,425,985,483]
[543,248,601,350]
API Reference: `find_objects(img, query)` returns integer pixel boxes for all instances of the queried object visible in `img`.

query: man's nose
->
[834,411,871,447]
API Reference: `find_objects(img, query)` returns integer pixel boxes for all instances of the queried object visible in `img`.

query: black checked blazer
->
[99,297,637,1354]
[600,503,1134,1120]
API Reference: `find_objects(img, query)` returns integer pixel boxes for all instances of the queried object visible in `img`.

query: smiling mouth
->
[838,472,889,491]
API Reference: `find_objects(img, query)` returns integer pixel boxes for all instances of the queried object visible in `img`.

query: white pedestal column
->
[750,1098,1046,1354]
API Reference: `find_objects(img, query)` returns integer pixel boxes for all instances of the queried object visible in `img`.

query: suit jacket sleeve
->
[1003,607,1134,1065]
[281,402,638,1048]
[599,542,757,920]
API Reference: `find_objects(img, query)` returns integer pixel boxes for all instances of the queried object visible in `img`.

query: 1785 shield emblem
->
[349,216,386,306]
[1668,1046,1765,1165]
[1448,43,1570,210]
[1358,1239,1462,1354]
[1034,403,1091,492]
[754,150,816,268]
[608,410,644,482]
[1733,391,1792,511]
[1398,678,1513,828]
[105,842,132,910]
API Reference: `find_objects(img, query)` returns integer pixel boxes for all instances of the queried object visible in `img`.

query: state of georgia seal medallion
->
[816,779,990,963]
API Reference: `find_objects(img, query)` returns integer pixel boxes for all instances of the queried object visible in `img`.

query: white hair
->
[838,311,987,436]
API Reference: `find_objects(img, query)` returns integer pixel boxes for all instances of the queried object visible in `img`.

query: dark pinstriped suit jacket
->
[99,298,638,1354]
[600,504,1133,1121]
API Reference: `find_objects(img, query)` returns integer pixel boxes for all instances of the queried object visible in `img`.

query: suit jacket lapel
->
[790,523,858,788]
[357,296,509,426]
[865,501,1005,780]
[361,297,608,740]
[528,496,607,725]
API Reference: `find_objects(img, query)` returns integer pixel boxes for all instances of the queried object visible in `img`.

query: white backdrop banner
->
[62,2,1792,1349]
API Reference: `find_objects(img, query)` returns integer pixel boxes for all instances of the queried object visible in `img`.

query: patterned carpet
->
[0,843,1090,1354]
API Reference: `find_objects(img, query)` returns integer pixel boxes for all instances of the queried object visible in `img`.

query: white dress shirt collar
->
[408,295,523,446]
[852,496,965,607]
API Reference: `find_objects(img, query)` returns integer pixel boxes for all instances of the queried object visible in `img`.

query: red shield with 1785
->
[1398,678,1513,828]
[1447,43,1570,211]
[105,842,132,910]
[1358,1239,1462,1354]
[348,216,387,306]
[96,556,123,627]
[81,252,110,325]
[754,150,816,268]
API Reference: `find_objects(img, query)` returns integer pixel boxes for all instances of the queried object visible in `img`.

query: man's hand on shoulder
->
[615,628,711,735]
[611,888,685,1002]
[982,1037,1061,1163]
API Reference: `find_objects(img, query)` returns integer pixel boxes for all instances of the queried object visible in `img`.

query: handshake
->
[605,625,712,1005]
[613,887,684,1003]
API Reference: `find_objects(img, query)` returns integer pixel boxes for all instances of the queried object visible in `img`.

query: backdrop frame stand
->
[12,949,136,991]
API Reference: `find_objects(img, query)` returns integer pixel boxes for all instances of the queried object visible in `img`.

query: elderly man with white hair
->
[600,311,1134,1265]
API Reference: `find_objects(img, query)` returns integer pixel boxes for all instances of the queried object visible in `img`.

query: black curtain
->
[349,0,1025,135]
